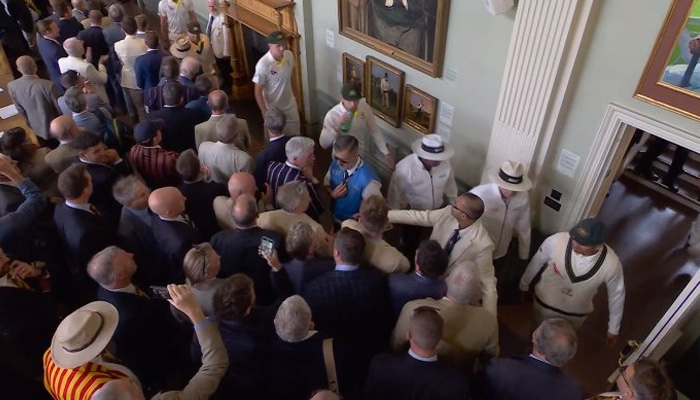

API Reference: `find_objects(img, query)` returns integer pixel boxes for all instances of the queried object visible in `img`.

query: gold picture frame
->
[635,0,700,121]
[338,0,451,78]
[403,85,437,134]
[366,56,405,127]
[342,53,366,97]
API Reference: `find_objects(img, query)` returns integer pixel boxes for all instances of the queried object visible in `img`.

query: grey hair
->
[71,0,84,8]
[63,87,87,113]
[108,4,124,22]
[274,295,312,343]
[445,262,479,303]
[112,175,146,207]
[87,246,121,287]
[285,136,315,161]
[63,37,83,57]
[276,181,308,212]
[215,115,239,144]
[533,318,578,367]
[285,221,315,260]
[180,56,201,79]
[264,107,286,134]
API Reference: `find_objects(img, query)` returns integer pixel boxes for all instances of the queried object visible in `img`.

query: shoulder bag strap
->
[322,338,340,395]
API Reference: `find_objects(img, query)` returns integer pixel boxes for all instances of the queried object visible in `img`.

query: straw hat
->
[170,37,193,59]
[411,134,454,161]
[489,160,532,191]
[50,301,119,369]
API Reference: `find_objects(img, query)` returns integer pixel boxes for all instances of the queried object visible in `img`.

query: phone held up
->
[149,286,171,300]
[259,236,275,257]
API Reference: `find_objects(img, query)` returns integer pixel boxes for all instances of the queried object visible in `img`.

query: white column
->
[482,0,597,180]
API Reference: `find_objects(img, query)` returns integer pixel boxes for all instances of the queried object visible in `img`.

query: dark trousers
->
[216,56,233,95]
[400,225,432,269]
[494,239,529,305]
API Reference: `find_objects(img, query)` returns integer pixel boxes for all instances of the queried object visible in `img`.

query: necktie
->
[444,229,460,256]
[207,15,214,37]
[343,169,350,184]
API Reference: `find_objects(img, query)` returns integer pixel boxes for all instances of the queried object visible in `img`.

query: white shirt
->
[387,153,457,210]
[158,0,193,40]
[252,50,297,112]
[114,35,148,89]
[65,200,96,214]
[319,100,389,155]
[469,183,531,260]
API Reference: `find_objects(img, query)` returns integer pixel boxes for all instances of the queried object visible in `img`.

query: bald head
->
[231,194,257,228]
[208,90,228,114]
[180,56,201,79]
[63,37,85,57]
[227,172,256,199]
[451,192,484,228]
[16,56,37,76]
[148,187,186,219]
[50,116,79,141]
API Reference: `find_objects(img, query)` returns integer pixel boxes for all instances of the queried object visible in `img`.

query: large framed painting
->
[342,53,366,97]
[366,56,405,127]
[403,85,437,134]
[636,0,700,121]
[338,0,451,78]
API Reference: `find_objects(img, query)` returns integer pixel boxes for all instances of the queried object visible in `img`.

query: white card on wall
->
[336,62,343,83]
[325,29,335,48]
[445,65,458,82]
[556,149,580,178]
[439,102,454,126]
[437,124,451,141]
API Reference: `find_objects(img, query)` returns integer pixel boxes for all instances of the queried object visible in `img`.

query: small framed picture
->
[366,56,405,127]
[342,53,365,97]
[403,85,438,134]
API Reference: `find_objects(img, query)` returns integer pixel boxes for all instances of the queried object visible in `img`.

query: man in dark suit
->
[255,107,291,189]
[88,246,173,388]
[303,228,390,356]
[149,186,203,283]
[144,56,198,111]
[37,18,68,94]
[0,0,31,77]
[365,307,469,400]
[211,194,291,306]
[53,164,115,270]
[276,221,333,295]
[175,150,227,239]
[388,240,448,319]
[70,132,131,225]
[479,318,585,400]
[56,1,84,43]
[134,31,167,93]
[147,81,208,153]
[112,176,166,287]
[77,10,109,67]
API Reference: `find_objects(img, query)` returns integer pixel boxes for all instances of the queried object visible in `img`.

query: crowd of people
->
[0,0,680,399]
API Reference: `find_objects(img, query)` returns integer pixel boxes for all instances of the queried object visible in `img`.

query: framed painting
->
[403,85,437,134]
[366,56,405,127]
[338,0,451,78]
[635,0,700,122]
[342,53,366,97]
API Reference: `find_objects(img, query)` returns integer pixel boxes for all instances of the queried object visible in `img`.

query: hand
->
[9,261,43,279]
[330,183,348,199]
[690,36,700,56]
[259,248,282,271]
[99,54,109,65]
[104,149,120,165]
[0,155,25,185]
[261,183,273,206]
[302,166,315,182]
[167,284,205,324]
[384,152,395,169]
[83,80,95,94]
[606,332,619,348]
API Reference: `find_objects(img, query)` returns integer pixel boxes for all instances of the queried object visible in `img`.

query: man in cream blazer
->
[206,0,232,92]
[388,192,498,315]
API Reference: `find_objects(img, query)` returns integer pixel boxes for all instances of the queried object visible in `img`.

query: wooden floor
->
[499,174,700,395]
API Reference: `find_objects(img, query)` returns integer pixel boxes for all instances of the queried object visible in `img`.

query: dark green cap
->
[341,82,362,101]
[569,218,605,246]
[267,30,287,44]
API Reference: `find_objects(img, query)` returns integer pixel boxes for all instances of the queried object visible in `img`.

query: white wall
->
[535,0,700,233]
[307,0,516,185]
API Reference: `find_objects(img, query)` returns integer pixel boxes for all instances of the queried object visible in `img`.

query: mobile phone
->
[148,285,171,299]
[259,236,275,257]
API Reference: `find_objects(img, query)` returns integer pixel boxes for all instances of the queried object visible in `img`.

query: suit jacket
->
[283,257,334,295]
[364,353,469,400]
[147,106,208,153]
[0,184,26,217]
[388,272,447,319]
[97,286,172,386]
[53,203,115,267]
[44,144,80,174]
[117,207,165,286]
[480,355,585,400]
[58,55,108,103]
[342,219,410,274]
[150,216,203,283]
[77,25,109,67]
[7,76,61,140]
[178,180,227,240]
[392,297,499,375]
[388,207,498,315]
[254,135,290,189]
[198,141,254,184]
[57,17,84,43]
[114,35,147,89]
[134,49,167,92]
[38,37,67,92]
[211,227,291,306]
[79,159,131,224]
[194,114,251,152]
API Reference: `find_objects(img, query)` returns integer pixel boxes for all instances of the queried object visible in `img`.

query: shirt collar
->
[106,283,136,294]
[269,134,286,142]
[160,215,189,224]
[43,36,60,44]
[408,349,438,362]
[65,200,94,214]
[335,264,359,272]
[147,48,159,52]
[344,157,363,176]
[529,353,552,365]
[285,161,302,170]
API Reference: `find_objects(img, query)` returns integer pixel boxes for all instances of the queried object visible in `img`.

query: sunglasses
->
[451,205,476,221]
